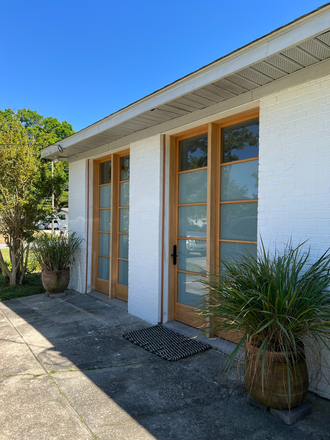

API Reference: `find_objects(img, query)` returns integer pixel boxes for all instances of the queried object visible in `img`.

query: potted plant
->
[33,232,82,295]
[199,242,330,410]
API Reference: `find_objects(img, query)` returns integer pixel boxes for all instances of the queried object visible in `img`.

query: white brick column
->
[259,74,330,398]
[68,159,88,293]
[128,135,163,324]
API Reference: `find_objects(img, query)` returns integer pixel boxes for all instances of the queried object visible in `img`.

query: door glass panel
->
[100,161,111,184]
[98,256,109,280]
[119,235,129,260]
[99,209,111,232]
[118,260,128,286]
[177,272,205,307]
[220,242,257,271]
[99,233,110,256]
[120,182,129,207]
[119,209,129,233]
[179,133,208,171]
[220,202,257,241]
[179,169,207,204]
[222,119,259,163]
[221,160,258,201]
[178,205,207,238]
[100,185,111,208]
[120,156,130,180]
[178,240,206,274]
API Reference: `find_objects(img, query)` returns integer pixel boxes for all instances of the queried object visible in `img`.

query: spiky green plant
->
[199,241,330,401]
[33,232,82,271]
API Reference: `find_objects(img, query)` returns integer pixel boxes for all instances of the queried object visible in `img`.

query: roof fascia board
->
[42,6,330,159]
[67,56,330,164]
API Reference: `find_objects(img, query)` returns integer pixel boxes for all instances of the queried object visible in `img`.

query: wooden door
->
[173,130,208,327]
[114,153,130,301]
[169,111,259,341]
[92,151,130,301]
[94,158,112,294]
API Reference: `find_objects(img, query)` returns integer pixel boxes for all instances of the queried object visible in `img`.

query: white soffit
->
[42,5,330,160]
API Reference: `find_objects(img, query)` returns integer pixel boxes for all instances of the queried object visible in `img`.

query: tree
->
[0,114,55,285]
[0,108,75,208]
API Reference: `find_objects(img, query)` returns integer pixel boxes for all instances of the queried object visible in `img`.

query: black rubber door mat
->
[123,325,211,361]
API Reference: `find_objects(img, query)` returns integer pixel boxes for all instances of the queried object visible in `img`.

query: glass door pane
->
[176,133,207,324]
[220,119,259,273]
[117,155,129,291]
[97,160,111,285]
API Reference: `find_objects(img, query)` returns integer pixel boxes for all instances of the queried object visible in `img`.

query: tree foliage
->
[0,108,74,208]
[0,107,75,285]
[0,114,55,284]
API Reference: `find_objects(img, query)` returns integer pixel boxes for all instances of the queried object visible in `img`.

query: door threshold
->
[163,320,238,357]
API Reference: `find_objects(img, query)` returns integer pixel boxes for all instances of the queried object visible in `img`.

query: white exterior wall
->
[128,135,163,324]
[259,74,330,398]
[68,159,88,293]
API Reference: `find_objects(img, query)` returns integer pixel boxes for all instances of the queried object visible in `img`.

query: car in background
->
[186,238,206,256]
[47,220,60,230]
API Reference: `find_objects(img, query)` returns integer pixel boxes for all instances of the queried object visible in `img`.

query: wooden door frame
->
[114,150,130,301]
[91,149,130,300]
[92,155,112,295]
[167,108,259,328]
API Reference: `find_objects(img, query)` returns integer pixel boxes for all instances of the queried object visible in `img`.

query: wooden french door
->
[170,111,259,333]
[94,158,112,294]
[114,153,130,301]
[173,130,208,327]
[93,151,130,301]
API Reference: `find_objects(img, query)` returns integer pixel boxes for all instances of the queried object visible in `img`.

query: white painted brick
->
[128,135,163,324]
[68,159,88,293]
[259,73,330,399]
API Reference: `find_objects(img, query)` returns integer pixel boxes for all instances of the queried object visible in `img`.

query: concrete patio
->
[1,291,330,440]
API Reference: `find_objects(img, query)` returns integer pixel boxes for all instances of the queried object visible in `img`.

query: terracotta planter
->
[41,268,70,294]
[244,343,309,409]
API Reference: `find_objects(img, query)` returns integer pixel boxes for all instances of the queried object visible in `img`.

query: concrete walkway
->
[1,293,330,440]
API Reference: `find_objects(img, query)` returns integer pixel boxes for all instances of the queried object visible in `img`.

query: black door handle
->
[171,245,178,265]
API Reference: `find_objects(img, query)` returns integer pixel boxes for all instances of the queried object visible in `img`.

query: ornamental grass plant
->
[199,241,330,407]
[33,232,82,271]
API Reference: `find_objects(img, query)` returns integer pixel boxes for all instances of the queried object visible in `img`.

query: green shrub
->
[199,241,330,373]
[33,232,82,271]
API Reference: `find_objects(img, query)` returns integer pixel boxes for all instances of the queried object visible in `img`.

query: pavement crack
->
[1,372,47,378]
[43,359,162,376]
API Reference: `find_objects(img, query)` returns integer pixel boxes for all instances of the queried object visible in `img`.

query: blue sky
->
[1,1,328,132]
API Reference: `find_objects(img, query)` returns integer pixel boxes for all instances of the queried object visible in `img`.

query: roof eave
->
[41,3,330,159]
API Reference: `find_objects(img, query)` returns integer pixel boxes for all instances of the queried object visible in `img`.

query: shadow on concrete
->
[1,292,330,440]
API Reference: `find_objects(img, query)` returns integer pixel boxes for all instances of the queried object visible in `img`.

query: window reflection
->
[178,206,207,238]
[120,156,130,181]
[221,160,258,201]
[222,119,259,163]
[100,161,111,184]
[180,133,208,171]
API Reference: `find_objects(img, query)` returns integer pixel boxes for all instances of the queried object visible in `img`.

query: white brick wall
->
[259,74,330,398]
[128,135,163,324]
[68,159,88,293]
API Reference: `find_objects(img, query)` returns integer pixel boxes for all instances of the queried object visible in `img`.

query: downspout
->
[85,159,90,294]
[160,135,166,323]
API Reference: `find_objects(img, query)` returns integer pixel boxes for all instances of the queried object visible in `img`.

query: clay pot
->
[244,343,309,409]
[41,268,70,294]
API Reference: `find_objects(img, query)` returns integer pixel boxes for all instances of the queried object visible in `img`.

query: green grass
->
[0,272,44,301]
[0,248,44,301]
[1,248,9,261]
